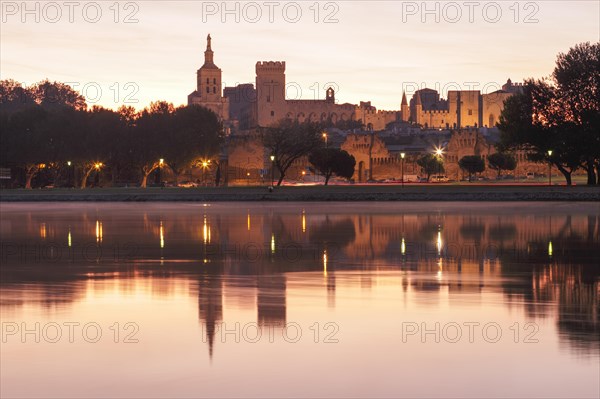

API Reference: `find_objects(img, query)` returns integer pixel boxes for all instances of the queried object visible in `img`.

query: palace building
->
[185,35,553,185]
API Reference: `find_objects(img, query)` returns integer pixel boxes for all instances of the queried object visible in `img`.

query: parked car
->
[432,175,449,182]
[526,172,535,179]
[178,180,198,188]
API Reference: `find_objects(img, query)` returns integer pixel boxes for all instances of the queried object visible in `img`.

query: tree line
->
[0,79,223,188]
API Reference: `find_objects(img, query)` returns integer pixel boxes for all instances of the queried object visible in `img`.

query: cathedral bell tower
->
[196,34,222,102]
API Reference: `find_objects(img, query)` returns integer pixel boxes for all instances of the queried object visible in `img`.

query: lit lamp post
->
[322,132,328,148]
[270,155,275,188]
[201,161,209,186]
[94,162,102,187]
[400,152,405,188]
[547,150,552,186]
[67,161,72,187]
[159,158,164,187]
[435,148,443,182]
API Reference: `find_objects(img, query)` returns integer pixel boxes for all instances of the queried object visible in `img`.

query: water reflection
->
[1,203,599,396]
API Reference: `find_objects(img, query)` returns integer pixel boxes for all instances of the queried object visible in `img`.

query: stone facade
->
[186,35,564,185]
[410,85,516,129]
[188,35,229,121]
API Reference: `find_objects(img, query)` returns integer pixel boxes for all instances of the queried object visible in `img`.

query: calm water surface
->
[1,202,598,398]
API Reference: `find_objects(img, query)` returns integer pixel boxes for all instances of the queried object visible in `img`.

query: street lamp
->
[434,147,443,182]
[67,161,72,187]
[322,132,328,148]
[201,161,209,186]
[159,158,164,187]
[94,163,102,187]
[400,152,406,188]
[270,155,275,188]
[547,150,553,186]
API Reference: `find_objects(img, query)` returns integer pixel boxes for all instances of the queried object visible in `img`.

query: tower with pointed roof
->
[401,91,409,122]
[188,34,229,120]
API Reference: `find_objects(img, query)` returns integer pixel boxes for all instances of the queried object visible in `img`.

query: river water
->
[1,202,598,398]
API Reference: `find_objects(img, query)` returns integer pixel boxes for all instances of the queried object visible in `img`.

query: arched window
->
[213,87,216,94]
[213,78,216,84]
[206,87,209,93]
[206,78,209,84]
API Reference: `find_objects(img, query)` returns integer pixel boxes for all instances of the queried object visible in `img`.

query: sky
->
[1,1,599,110]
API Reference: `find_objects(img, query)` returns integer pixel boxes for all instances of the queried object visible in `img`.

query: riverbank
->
[1,185,599,202]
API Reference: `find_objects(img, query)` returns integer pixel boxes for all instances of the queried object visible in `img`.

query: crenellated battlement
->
[422,109,450,115]
[256,61,286,73]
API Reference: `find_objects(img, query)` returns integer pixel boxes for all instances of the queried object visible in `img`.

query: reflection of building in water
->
[257,275,286,326]
[531,265,599,352]
[198,274,223,359]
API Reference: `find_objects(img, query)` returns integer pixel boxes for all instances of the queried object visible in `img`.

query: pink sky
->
[1,1,598,110]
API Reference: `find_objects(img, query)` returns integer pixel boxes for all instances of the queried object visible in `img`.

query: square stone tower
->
[255,61,286,127]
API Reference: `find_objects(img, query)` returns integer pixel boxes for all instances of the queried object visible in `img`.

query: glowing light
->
[68,228,72,247]
[436,231,442,255]
[159,158,164,165]
[548,241,553,257]
[94,162,103,170]
[270,155,275,162]
[202,161,208,168]
[96,220,103,243]
[400,152,405,159]
[40,223,47,239]
[203,215,210,244]
[159,221,164,249]
[401,238,406,255]
[302,210,306,233]
[323,249,328,276]
[434,147,443,157]
[67,161,71,166]
[271,234,276,254]
[247,210,251,231]
[547,150,553,157]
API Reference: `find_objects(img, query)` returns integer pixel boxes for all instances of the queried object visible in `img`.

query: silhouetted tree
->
[488,152,517,178]
[459,155,485,182]
[498,42,600,185]
[417,154,444,182]
[166,105,222,185]
[552,42,600,184]
[308,148,356,185]
[262,119,323,186]
[498,83,580,185]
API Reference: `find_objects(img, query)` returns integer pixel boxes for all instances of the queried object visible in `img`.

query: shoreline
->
[1,185,599,202]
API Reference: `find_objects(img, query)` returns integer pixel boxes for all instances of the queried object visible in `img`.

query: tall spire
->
[415,92,422,106]
[401,91,408,106]
[203,33,216,68]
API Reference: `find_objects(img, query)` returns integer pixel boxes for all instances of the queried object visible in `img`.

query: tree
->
[262,119,323,186]
[417,154,444,182]
[552,42,600,184]
[488,152,517,178]
[129,101,174,188]
[459,155,485,182]
[166,105,222,185]
[498,42,600,185]
[308,148,356,185]
[0,105,52,188]
[498,82,581,185]
[76,106,123,188]
[0,79,36,113]
[31,80,87,111]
